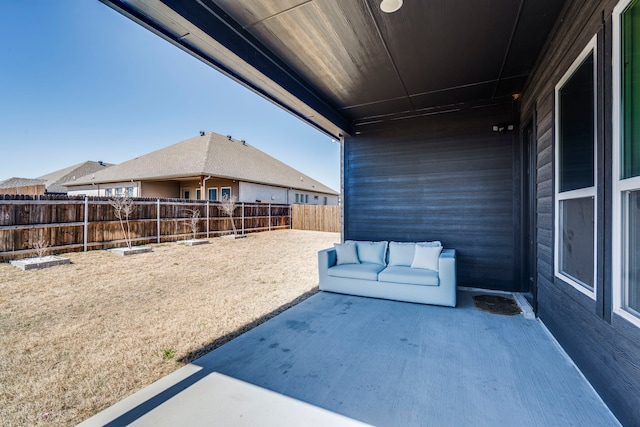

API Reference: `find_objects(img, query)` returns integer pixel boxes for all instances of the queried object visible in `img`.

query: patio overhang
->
[99,0,567,139]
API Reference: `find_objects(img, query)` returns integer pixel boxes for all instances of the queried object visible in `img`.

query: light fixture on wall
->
[380,0,403,13]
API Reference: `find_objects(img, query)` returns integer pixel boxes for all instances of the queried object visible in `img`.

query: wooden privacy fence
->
[291,204,340,233]
[0,195,290,261]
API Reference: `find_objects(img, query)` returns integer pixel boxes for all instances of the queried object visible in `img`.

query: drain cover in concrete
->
[473,295,522,316]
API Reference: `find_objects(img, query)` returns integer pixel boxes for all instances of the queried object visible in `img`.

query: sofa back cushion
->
[411,244,443,271]
[347,240,388,265]
[334,242,360,265]
[388,241,442,266]
[388,242,417,266]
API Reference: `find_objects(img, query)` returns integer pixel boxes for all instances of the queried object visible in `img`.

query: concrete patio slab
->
[79,291,621,426]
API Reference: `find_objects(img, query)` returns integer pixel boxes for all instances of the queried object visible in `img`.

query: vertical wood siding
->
[345,103,519,291]
[522,0,640,424]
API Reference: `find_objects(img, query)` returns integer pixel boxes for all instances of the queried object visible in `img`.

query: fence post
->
[206,200,210,238]
[83,196,89,252]
[157,199,161,244]
[289,204,292,229]
[241,202,245,235]
[268,204,271,231]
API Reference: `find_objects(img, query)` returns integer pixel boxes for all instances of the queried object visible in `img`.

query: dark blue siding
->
[521,0,640,425]
[345,103,520,291]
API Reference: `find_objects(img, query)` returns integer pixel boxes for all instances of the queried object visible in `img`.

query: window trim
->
[221,187,232,200]
[553,34,598,299]
[208,187,218,201]
[613,0,640,327]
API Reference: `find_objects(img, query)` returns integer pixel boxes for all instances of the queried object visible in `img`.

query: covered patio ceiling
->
[101,0,567,138]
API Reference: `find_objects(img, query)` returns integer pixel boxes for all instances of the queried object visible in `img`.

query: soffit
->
[101,0,567,136]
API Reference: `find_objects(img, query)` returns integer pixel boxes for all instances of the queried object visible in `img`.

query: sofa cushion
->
[347,240,388,265]
[334,242,359,265]
[328,263,386,280]
[378,266,439,286]
[411,244,443,271]
[387,242,416,266]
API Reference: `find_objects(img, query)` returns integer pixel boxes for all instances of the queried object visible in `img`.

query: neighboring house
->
[65,132,338,205]
[0,161,113,195]
[101,0,640,424]
[37,160,113,194]
[0,177,46,195]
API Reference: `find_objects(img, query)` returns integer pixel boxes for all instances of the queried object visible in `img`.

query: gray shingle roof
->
[0,177,46,189]
[68,132,338,194]
[38,161,114,193]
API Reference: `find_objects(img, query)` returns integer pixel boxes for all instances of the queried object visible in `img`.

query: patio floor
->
[79,291,620,426]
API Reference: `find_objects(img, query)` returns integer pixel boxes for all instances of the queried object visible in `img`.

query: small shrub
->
[218,195,238,236]
[110,193,136,249]
[33,237,48,259]
[161,348,176,360]
[183,208,201,240]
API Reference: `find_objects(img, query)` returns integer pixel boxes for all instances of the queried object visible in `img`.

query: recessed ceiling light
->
[380,0,403,13]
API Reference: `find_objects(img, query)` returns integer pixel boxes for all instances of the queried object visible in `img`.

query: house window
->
[221,187,231,200]
[208,188,218,201]
[127,187,134,197]
[105,188,113,196]
[554,36,597,297]
[116,187,124,196]
[614,0,640,325]
[184,190,190,199]
[324,196,328,205]
[295,193,300,204]
[196,189,201,200]
[305,194,309,203]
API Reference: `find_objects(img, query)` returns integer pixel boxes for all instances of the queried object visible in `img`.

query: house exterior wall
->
[521,0,640,424]
[67,182,140,197]
[141,181,179,198]
[344,103,519,291]
[235,182,338,204]
[239,182,288,203]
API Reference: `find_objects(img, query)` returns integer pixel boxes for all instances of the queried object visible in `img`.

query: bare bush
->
[218,195,238,236]
[184,208,201,240]
[33,237,48,259]
[110,193,136,249]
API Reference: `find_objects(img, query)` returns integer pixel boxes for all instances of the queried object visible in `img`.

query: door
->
[523,120,538,312]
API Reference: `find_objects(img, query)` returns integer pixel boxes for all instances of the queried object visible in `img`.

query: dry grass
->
[0,230,339,426]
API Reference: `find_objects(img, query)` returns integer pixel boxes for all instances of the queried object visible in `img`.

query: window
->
[221,187,231,200]
[127,187,134,197]
[305,194,309,204]
[208,188,218,201]
[324,196,328,205]
[105,188,113,196]
[183,190,190,200]
[614,0,640,325]
[196,189,201,200]
[295,193,300,204]
[554,36,597,297]
[116,187,124,196]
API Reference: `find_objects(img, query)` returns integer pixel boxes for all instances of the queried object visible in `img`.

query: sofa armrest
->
[438,249,456,289]
[318,248,337,288]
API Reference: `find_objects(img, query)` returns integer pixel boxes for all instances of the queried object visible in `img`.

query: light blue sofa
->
[318,241,456,307]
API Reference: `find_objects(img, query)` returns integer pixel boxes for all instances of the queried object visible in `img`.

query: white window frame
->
[613,0,640,327]
[554,35,598,299]
[208,187,218,201]
[221,187,232,200]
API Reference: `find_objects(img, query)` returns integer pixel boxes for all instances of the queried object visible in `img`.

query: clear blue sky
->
[0,1,340,191]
